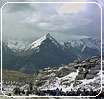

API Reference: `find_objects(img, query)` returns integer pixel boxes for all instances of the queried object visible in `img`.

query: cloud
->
[57,3,86,14]
[3,3,34,13]
[1,0,102,42]
[19,3,99,34]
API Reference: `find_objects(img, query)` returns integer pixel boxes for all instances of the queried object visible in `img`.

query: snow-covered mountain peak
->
[25,33,58,50]
[3,35,102,55]
[45,33,57,42]
[26,35,46,49]
[46,33,51,38]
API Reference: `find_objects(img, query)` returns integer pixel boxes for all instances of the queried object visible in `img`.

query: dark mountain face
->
[1,43,18,70]
[1,34,101,74]
[15,35,78,74]
[81,47,100,58]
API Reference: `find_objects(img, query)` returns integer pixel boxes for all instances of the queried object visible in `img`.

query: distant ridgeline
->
[1,34,101,74]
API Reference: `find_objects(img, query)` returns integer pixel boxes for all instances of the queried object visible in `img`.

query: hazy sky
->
[0,0,104,42]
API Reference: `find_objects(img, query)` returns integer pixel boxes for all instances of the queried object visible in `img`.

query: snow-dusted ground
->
[2,84,16,95]
[1,57,101,96]
[1,70,101,96]
[40,69,101,93]
[41,70,79,92]
[75,71,101,91]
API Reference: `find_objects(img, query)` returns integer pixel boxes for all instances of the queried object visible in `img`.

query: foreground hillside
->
[33,56,101,92]
[1,56,101,96]
[0,69,34,86]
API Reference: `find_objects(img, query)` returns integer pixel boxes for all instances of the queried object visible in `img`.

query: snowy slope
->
[3,36,37,52]
[41,69,79,92]
[41,71,101,92]
[3,39,31,52]
[64,38,101,52]
[33,56,101,92]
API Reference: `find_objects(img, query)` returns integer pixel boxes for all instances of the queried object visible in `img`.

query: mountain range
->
[1,33,101,74]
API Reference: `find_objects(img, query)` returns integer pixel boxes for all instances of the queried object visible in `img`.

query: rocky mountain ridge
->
[33,56,101,92]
